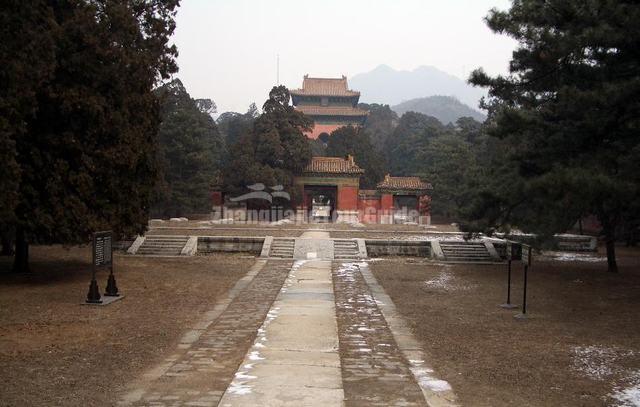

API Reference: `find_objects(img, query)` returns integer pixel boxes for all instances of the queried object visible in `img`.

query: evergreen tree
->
[2,0,179,271]
[467,0,640,272]
[358,103,398,151]
[417,118,486,218]
[223,86,312,206]
[0,0,57,256]
[385,112,447,175]
[217,103,259,146]
[153,79,224,217]
[326,126,386,189]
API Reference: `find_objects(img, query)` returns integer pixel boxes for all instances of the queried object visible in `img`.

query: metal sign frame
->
[86,230,119,303]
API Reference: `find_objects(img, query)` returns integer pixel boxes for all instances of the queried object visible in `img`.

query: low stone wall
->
[197,236,265,254]
[503,233,597,252]
[365,240,431,258]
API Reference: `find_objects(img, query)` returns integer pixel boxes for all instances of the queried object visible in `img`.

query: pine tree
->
[223,86,312,207]
[153,79,224,217]
[326,126,386,189]
[467,0,640,272]
[2,0,179,271]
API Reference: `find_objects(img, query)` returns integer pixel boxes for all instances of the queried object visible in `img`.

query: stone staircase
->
[268,238,295,258]
[135,235,189,256]
[333,239,360,260]
[439,240,497,263]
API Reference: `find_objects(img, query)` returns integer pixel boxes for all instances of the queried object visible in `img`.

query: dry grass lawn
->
[371,246,640,407]
[0,246,255,406]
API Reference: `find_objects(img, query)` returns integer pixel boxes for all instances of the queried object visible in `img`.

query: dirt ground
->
[0,246,255,407]
[370,246,640,406]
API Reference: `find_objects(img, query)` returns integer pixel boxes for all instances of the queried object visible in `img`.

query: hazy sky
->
[171,0,517,113]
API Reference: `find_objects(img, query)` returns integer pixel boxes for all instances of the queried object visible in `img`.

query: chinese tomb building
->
[291,75,368,139]
[292,157,433,224]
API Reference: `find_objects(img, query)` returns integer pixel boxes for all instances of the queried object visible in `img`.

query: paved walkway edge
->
[120,259,268,404]
[358,262,459,407]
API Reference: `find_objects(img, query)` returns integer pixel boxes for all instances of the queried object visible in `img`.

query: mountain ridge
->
[349,64,486,109]
[392,95,485,124]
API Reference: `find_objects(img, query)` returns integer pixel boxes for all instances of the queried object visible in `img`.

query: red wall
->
[337,186,359,210]
[211,191,223,206]
[358,198,380,223]
[304,124,342,139]
[380,194,394,211]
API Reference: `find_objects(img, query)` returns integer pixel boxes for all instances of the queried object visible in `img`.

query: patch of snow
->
[234,371,257,380]
[210,218,234,224]
[424,272,453,290]
[544,251,606,262]
[269,218,293,226]
[409,360,452,393]
[423,378,452,392]
[611,371,640,406]
[169,217,188,222]
[227,381,252,395]
[571,346,634,380]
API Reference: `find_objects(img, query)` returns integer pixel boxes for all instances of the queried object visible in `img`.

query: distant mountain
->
[350,64,486,109]
[392,95,486,125]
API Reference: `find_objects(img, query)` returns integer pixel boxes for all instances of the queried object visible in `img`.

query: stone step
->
[145,236,189,242]
[136,250,183,255]
[140,242,187,247]
[446,253,492,259]
[333,240,359,260]
[442,249,487,253]
[268,238,295,258]
[440,243,485,247]
[271,250,294,255]
[135,236,190,256]
[443,251,491,255]
[445,257,495,262]
[440,245,485,250]
[437,240,498,262]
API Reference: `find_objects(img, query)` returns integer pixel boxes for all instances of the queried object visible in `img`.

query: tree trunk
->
[1,231,13,256]
[12,227,29,273]
[605,235,618,273]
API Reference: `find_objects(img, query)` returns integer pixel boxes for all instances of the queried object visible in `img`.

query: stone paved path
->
[218,259,343,406]
[219,230,343,406]
[120,260,292,406]
[121,229,457,406]
[333,262,428,406]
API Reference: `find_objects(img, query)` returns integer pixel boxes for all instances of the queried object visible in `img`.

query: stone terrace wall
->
[365,240,431,257]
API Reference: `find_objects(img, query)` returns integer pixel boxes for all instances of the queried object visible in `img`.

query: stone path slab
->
[332,262,428,406]
[218,259,344,406]
[293,230,335,260]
